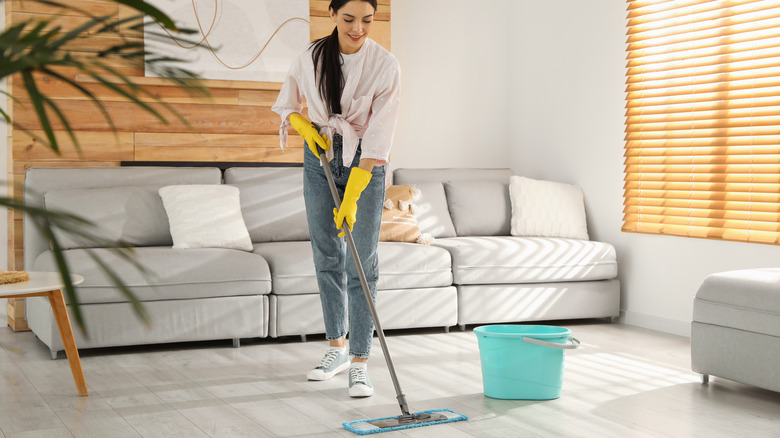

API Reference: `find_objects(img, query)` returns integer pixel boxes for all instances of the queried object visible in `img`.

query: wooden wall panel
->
[13,131,134,161]
[134,146,303,163]
[13,160,121,176]
[13,72,241,105]
[238,90,285,106]
[10,0,118,16]
[134,132,304,162]
[13,99,284,134]
[134,133,304,149]
[6,0,392,270]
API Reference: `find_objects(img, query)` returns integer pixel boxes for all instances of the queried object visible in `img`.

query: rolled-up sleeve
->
[272,55,304,149]
[359,58,401,165]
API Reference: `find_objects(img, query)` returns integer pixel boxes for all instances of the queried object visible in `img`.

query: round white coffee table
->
[0,271,87,396]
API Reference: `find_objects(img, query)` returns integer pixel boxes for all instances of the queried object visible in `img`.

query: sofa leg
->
[51,349,59,360]
[701,374,709,384]
[300,334,307,343]
[444,326,450,333]
[232,338,240,348]
[459,324,466,331]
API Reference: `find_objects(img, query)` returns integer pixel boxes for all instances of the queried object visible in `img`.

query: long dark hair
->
[311,0,378,115]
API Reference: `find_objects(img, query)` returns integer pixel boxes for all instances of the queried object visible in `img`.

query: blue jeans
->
[303,135,386,359]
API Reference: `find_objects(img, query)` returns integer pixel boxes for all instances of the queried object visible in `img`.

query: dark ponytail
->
[311,27,344,115]
[311,0,378,116]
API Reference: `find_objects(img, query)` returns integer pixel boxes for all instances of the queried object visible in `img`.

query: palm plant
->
[1,0,208,334]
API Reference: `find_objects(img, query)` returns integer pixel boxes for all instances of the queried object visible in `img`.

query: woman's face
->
[330,1,375,54]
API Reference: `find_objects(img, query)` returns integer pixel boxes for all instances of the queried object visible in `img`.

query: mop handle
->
[316,148,411,416]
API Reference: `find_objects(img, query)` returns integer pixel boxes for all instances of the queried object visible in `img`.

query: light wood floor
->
[0,321,778,437]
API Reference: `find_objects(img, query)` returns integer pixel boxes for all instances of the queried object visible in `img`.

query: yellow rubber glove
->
[333,167,372,237]
[289,113,330,156]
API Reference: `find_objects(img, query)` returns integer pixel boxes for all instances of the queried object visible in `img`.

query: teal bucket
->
[474,325,580,400]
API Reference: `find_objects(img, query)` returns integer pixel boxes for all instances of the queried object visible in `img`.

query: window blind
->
[624,0,780,244]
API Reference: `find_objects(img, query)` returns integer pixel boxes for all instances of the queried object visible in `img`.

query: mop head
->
[343,409,468,435]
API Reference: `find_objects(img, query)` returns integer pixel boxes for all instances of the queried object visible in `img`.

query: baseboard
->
[620,310,691,338]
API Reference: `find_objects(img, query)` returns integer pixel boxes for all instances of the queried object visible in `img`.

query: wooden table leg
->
[48,289,89,396]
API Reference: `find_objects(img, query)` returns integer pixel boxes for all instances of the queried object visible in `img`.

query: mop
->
[316,147,468,435]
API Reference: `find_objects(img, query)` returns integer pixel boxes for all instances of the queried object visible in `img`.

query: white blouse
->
[272,38,401,166]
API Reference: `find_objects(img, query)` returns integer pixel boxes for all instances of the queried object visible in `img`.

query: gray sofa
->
[23,166,619,358]
[692,268,780,393]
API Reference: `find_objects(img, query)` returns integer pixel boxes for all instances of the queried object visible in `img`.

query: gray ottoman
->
[691,268,780,392]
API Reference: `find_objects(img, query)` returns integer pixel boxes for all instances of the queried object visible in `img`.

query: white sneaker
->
[307,348,349,381]
[348,363,374,397]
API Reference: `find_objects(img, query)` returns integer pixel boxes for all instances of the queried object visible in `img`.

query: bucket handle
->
[522,336,581,350]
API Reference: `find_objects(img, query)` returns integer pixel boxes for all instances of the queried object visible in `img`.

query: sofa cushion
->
[693,268,780,337]
[252,241,315,295]
[252,241,453,295]
[432,236,617,284]
[231,182,310,242]
[408,182,456,238]
[44,186,173,249]
[224,167,309,242]
[159,185,253,251]
[377,242,452,290]
[444,180,511,236]
[32,247,271,304]
[509,176,589,240]
[224,167,303,185]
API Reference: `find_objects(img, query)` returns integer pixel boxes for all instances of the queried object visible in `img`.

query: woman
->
[272,0,400,398]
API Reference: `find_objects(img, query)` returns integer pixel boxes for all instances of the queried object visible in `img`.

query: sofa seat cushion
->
[432,237,617,285]
[251,241,314,295]
[33,247,271,304]
[693,268,780,337]
[377,242,453,290]
[253,241,453,295]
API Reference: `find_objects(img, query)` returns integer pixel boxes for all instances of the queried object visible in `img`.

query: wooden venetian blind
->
[623,0,780,244]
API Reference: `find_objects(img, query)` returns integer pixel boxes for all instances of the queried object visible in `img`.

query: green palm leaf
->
[0,0,211,333]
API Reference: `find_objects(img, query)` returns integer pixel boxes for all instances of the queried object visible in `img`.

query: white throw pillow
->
[509,176,589,240]
[158,185,253,251]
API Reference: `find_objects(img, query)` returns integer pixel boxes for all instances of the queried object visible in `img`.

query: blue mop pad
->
[343,409,468,435]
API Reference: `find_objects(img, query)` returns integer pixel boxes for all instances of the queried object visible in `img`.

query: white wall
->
[507,0,780,336]
[390,0,512,170]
